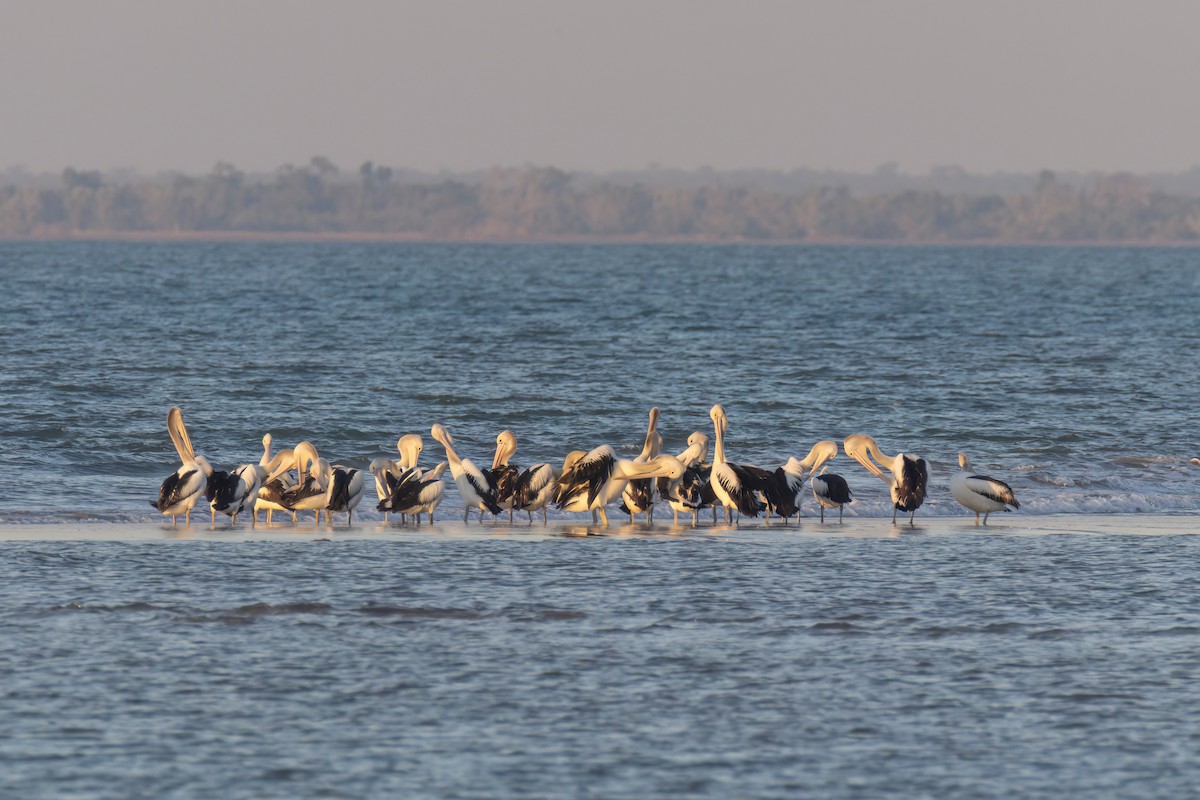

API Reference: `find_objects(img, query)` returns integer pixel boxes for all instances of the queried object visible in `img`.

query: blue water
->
[0,242,1198,520]
[3,243,1200,798]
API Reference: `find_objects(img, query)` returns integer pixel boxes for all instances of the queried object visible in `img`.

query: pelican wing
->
[767,467,802,517]
[281,475,325,509]
[514,464,555,510]
[465,471,503,514]
[813,473,853,505]
[490,463,521,505]
[328,467,361,512]
[556,446,616,509]
[965,474,1019,509]
[718,463,766,517]
[895,457,928,512]
[157,468,202,512]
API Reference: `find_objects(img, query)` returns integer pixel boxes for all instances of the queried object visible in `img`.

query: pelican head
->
[958,452,971,470]
[430,424,452,446]
[397,434,424,469]
[292,441,321,480]
[493,429,518,469]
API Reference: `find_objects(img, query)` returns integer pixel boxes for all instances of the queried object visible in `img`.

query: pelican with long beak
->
[153,407,213,525]
[279,441,329,523]
[657,432,710,526]
[763,440,838,523]
[556,446,685,526]
[620,407,662,523]
[708,404,770,522]
[431,424,502,522]
[380,462,448,524]
[490,429,523,521]
[843,434,928,525]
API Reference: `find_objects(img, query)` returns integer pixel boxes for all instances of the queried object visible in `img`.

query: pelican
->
[370,434,424,522]
[708,405,770,522]
[843,434,928,525]
[324,463,364,527]
[153,407,213,525]
[430,424,502,522]
[764,441,838,524]
[209,462,262,526]
[279,441,329,523]
[556,445,685,526]
[380,462,448,524]
[657,432,710,526]
[490,429,523,521]
[491,430,560,524]
[950,452,1019,525]
[811,466,853,522]
[253,434,295,525]
[621,408,662,523]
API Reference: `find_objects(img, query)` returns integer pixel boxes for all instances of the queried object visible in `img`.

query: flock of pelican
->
[153,404,1021,529]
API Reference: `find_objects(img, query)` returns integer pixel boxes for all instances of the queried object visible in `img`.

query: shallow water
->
[1,242,1199,522]
[2,526,1200,798]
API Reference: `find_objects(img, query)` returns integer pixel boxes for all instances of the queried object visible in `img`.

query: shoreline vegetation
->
[4,159,1200,244]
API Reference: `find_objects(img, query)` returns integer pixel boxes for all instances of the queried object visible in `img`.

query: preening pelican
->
[621,408,662,523]
[210,462,262,525]
[325,463,364,527]
[843,434,928,525]
[950,452,1019,525]
[657,432,710,526]
[708,405,769,522]
[764,441,839,523]
[556,446,685,525]
[153,407,213,525]
[811,466,853,523]
[431,424,502,522]
[490,429,522,521]
[380,462,448,524]
[370,434,424,522]
[279,441,329,523]
[253,434,295,525]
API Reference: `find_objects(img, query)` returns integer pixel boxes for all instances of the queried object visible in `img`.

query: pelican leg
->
[820,506,825,523]
[673,508,679,525]
[292,511,298,524]
[591,510,598,524]
[974,512,980,526]
[463,507,470,524]
[838,506,843,523]
[892,506,898,525]
[542,507,549,524]
[983,512,990,526]
[598,507,609,526]
[909,511,916,527]
[348,509,353,528]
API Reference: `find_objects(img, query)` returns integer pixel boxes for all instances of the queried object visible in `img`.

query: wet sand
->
[1,513,1197,542]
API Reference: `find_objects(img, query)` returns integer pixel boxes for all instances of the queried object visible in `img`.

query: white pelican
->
[430,424,502,522]
[325,463,365,527]
[811,466,853,522]
[621,408,662,523]
[279,442,329,523]
[843,434,928,525]
[209,462,262,526]
[253,434,296,524]
[369,457,401,521]
[490,430,523,521]
[380,462,448,524]
[950,452,1019,525]
[657,432,710,526]
[763,441,839,523]
[708,405,770,522]
[153,407,213,525]
[556,446,684,526]
[492,430,559,524]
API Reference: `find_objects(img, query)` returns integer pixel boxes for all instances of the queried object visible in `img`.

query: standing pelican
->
[210,462,262,526]
[325,463,365,527]
[431,424,503,522]
[490,430,523,521]
[556,446,685,526]
[381,462,448,524]
[843,434,928,525]
[153,407,213,525]
[621,408,662,523]
[369,457,401,521]
[764,441,839,524]
[950,452,1019,525]
[811,466,853,522]
[253,434,296,525]
[279,441,329,523]
[657,432,710,526]
[708,405,769,522]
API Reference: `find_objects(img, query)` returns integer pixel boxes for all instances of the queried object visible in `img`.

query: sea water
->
[1,243,1199,798]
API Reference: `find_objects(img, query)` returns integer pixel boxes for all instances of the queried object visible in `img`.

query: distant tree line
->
[1,158,1198,242]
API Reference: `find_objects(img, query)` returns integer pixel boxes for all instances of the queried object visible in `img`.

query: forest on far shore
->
[2,159,1199,243]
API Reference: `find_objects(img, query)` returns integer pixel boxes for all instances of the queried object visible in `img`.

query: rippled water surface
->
[3,532,1200,798]
[2,243,1200,797]
[1,242,1199,520]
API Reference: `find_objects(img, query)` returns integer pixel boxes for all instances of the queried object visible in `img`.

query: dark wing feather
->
[281,475,325,509]
[819,473,853,505]
[719,465,765,517]
[556,448,615,509]
[968,474,1020,509]
[205,470,232,503]
[894,457,928,512]
[624,478,652,512]
[768,468,801,518]
[467,471,503,514]
[328,468,352,512]
[491,464,520,505]
[156,469,194,511]
[514,464,553,510]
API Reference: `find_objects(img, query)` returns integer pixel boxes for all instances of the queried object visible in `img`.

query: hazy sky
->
[2,0,1198,175]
